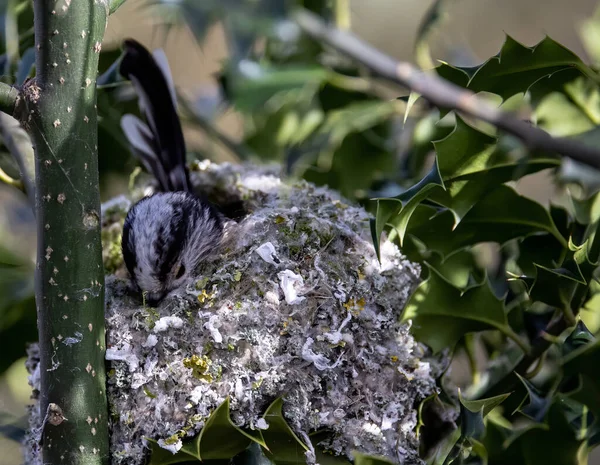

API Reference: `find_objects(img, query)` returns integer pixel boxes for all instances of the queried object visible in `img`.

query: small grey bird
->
[119,39,223,304]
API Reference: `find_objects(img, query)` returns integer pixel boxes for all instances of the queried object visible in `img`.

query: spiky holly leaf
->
[372,118,560,258]
[402,265,516,353]
[261,398,309,464]
[402,186,566,259]
[148,398,266,464]
[436,35,595,101]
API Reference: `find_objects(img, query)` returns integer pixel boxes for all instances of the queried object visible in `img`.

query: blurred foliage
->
[2,0,600,464]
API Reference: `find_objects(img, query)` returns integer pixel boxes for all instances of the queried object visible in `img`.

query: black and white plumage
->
[119,39,223,303]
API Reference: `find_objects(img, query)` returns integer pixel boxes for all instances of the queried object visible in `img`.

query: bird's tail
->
[119,38,191,193]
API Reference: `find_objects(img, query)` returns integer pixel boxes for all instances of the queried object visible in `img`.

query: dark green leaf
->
[527,263,584,308]
[232,443,275,465]
[483,405,583,465]
[429,118,559,224]
[376,159,444,246]
[556,395,599,444]
[427,249,482,289]
[148,398,266,464]
[352,452,394,465]
[459,391,511,442]
[148,439,199,465]
[405,186,566,258]
[459,391,512,418]
[199,398,266,461]
[261,398,309,464]
[436,35,595,101]
[563,320,595,355]
[514,374,551,422]
[516,233,565,276]
[402,265,513,353]
[563,339,600,417]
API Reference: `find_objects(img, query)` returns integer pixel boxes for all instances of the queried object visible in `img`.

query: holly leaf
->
[563,320,596,355]
[352,452,395,465]
[373,159,444,253]
[261,398,309,464]
[198,397,266,461]
[563,339,600,417]
[148,398,266,464]
[527,263,585,308]
[459,391,512,440]
[429,118,559,224]
[483,404,583,465]
[404,186,566,258]
[402,265,514,353]
[372,119,561,257]
[514,374,551,422]
[436,35,595,101]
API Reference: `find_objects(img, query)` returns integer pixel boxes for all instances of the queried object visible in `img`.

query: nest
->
[26,161,436,465]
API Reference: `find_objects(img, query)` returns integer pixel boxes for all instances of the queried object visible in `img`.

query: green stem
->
[19,1,109,463]
[463,334,480,385]
[334,0,351,31]
[327,72,372,92]
[501,325,531,355]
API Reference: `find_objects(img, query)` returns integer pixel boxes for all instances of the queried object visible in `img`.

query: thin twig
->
[293,10,600,170]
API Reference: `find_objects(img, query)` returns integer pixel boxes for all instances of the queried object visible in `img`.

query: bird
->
[118,38,223,304]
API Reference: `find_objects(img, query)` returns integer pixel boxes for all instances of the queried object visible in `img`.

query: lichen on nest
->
[27,161,437,465]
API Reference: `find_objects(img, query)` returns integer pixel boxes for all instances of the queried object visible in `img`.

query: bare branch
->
[294,10,600,171]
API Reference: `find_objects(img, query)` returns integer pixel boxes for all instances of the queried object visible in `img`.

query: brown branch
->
[293,10,600,170]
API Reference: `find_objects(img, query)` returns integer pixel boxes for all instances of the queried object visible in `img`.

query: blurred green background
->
[1,0,600,463]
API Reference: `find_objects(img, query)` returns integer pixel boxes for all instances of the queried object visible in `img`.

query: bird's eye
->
[175,264,185,279]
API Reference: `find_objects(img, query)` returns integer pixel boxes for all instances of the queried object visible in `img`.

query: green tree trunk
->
[16,1,110,463]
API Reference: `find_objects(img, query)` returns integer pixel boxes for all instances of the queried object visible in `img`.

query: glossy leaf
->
[563,339,600,417]
[514,374,551,422]
[383,158,445,247]
[483,405,583,465]
[436,35,595,101]
[563,320,596,355]
[429,118,559,224]
[148,439,198,465]
[459,391,512,418]
[402,265,512,353]
[148,398,266,464]
[261,398,309,464]
[527,263,585,308]
[198,397,266,460]
[459,391,511,441]
[404,186,566,258]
